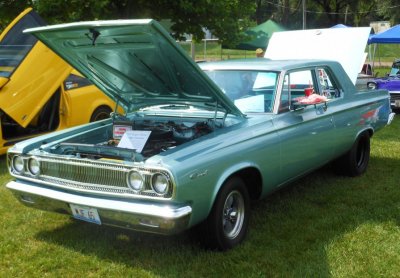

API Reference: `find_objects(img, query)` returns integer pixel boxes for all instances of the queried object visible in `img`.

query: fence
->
[178,39,256,61]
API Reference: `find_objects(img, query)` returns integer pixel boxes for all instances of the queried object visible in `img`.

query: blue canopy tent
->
[368,24,400,44]
[367,25,400,71]
[331,24,349,28]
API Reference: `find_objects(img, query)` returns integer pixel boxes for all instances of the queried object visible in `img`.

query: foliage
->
[254,0,400,29]
[32,0,255,47]
[0,0,33,29]
[2,0,400,45]
[34,0,109,23]
[0,117,399,277]
[375,0,400,25]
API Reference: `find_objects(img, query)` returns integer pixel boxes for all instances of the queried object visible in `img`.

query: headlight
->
[27,158,40,176]
[367,82,376,90]
[12,156,24,173]
[127,170,144,192]
[151,173,170,195]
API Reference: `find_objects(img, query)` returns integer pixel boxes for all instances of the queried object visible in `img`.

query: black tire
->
[335,132,370,177]
[200,177,250,251]
[90,106,112,122]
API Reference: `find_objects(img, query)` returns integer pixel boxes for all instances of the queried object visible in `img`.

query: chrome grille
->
[21,156,172,199]
[41,160,127,187]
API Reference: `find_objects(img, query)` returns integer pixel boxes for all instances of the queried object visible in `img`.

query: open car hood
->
[265,27,371,85]
[25,20,243,116]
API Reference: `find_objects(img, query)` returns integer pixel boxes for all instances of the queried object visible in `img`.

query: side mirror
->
[291,103,305,111]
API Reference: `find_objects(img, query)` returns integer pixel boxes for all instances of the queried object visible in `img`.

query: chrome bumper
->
[6,180,192,235]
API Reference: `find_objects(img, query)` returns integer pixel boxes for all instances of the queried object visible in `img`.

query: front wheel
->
[200,177,250,250]
[90,106,112,122]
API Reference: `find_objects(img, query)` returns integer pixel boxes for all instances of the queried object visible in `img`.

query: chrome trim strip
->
[7,180,191,234]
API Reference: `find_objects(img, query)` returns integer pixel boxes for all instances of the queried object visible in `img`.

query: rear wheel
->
[335,132,370,176]
[200,177,250,250]
[90,106,112,122]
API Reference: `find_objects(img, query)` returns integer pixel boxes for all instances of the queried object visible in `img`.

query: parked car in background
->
[6,20,394,250]
[356,63,375,90]
[367,59,400,110]
[0,8,116,155]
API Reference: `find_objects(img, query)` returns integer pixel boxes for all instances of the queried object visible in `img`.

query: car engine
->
[48,115,218,162]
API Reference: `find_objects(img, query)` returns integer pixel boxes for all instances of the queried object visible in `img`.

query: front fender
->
[181,160,262,227]
[211,161,261,205]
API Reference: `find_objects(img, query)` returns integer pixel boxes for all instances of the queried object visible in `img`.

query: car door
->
[0,8,72,128]
[272,68,336,185]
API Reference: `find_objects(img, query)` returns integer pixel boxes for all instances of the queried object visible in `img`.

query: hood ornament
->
[87,28,100,46]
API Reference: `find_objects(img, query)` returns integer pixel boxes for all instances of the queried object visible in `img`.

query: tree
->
[0,0,255,47]
[33,0,255,47]
[375,0,400,24]
[254,0,277,24]
[0,0,33,30]
[34,0,109,23]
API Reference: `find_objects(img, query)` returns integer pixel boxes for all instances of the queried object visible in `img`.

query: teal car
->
[6,20,394,250]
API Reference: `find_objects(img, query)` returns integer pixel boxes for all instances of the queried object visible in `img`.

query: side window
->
[279,68,340,113]
[289,70,315,98]
[64,74,92,90]
[316,68,341,98]
[279,69,315,113]
[0,11,46,78]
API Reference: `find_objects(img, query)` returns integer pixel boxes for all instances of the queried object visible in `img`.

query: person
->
[256,48,264,57]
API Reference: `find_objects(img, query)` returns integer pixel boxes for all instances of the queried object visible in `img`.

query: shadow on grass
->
[0,155,11,186]
[32,154,400,277]
[0,154,8,173]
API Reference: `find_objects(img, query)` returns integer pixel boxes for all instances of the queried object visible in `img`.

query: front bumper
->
[6,180,192,235]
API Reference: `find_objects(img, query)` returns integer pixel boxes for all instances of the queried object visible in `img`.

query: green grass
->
[373,44,400,62]
[1,117,400,277]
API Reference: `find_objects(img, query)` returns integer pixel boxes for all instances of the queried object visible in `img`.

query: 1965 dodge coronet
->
[6,20,395,250]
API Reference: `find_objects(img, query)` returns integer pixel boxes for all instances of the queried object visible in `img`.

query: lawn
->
[0,117,399,277]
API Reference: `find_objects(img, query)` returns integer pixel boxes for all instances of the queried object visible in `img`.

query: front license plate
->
[70,204,101,225]
[395,100,400,107]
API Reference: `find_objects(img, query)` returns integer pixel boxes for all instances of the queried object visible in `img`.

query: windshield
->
[389,61,400,77]
[0,11,45,78]
[204,70,279,113]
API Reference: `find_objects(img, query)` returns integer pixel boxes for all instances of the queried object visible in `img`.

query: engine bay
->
[48,114,224,162]
[107,117,215,158]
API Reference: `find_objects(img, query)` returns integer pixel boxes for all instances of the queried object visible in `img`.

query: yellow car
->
[0,8,116,155]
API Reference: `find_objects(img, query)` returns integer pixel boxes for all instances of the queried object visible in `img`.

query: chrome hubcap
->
[222,190,245,239]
